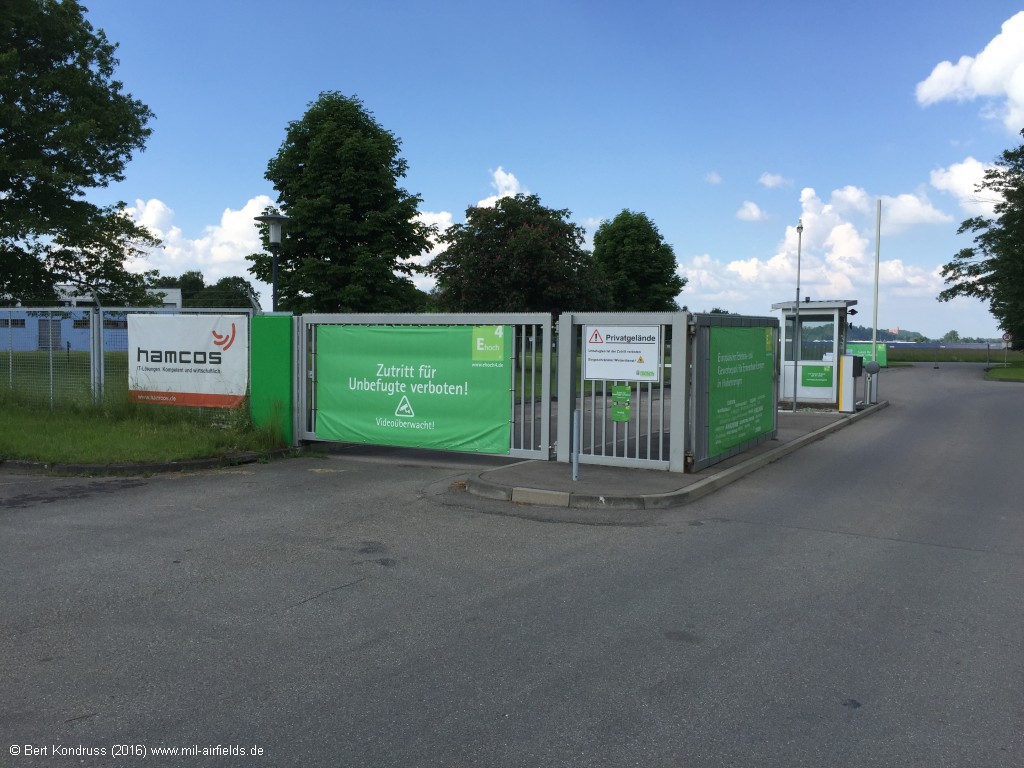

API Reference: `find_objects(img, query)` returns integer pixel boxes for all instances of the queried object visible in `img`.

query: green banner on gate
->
[708,326,775,456]
[315,325,512,454]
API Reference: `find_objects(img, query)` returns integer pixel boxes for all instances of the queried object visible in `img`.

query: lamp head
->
[254,212,289,246]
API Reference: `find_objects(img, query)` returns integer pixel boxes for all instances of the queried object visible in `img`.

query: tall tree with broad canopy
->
[0,0,159,306]
[939,129,1024,347]
[249,92,434,313]
[429,194,609,314]
[592,210,685,311]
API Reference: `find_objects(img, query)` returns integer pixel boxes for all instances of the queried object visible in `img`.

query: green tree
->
[429,194,609,314]
[151,270,206,305]
[593,210,686,311]
[191,276,259,308]
[0,0,158,305]
[150,272,259,307]
[940,329,961,344]
[939,129,1024,347]
[248,92,433,313]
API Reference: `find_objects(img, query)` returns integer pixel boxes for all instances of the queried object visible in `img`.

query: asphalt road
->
[2,363,1021,767]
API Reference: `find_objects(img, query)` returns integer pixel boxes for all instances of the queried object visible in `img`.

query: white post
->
[873,200,881,363]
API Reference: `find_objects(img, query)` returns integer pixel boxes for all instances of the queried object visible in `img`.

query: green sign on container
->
[708,327,775,456]
[846,342,888,367]
[315,325,512,454]
[801,365,834,387]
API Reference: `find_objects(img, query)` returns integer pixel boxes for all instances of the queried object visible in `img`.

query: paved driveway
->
[2,363,1022,767]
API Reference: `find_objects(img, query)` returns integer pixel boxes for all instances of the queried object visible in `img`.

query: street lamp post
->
[792,219,803,412]
[254,213,289,312]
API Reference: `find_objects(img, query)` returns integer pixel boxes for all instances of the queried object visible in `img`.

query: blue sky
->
[84,0,1024,338]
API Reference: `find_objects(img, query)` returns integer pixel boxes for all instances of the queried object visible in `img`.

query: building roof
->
[771,299,858,311]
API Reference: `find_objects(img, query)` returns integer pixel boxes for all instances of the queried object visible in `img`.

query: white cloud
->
[880,192,953,232]
[476,166,526,207]
[758,172,791,188]
[736,201,768,222]
[830,185,873,216]
[718,186,945,302]
[677,253,747,307]
[125,195,272,284]
[705,171,723,185]
[408,210,456,292]
[916,11,1024,132]
[930,157,997,216]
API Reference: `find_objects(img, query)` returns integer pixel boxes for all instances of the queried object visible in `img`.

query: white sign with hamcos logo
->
[128,314,250,408]
[583,325,661,383]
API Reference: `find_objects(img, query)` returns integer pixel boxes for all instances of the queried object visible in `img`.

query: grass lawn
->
[887,346,1024,365]
[0,399,284,465]
[883,345,1023,382]
[985,365,1024,382]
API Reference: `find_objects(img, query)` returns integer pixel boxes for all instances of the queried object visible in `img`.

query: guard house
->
[772,299,858,408]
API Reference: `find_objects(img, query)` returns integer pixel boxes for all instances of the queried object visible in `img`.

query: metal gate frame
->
[556,312,689,472]
[296,313,553,459]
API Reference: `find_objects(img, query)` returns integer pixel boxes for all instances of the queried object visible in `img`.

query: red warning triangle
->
[588,329,604,344]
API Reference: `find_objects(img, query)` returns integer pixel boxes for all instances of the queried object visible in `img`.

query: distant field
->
[886,346,1023,365]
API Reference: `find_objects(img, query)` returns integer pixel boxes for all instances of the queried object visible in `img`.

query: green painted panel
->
[249,314,293,445]
[709,326,775,456]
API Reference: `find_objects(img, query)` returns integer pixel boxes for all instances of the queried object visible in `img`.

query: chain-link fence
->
[1,308,95,408]
[1,307,252,415]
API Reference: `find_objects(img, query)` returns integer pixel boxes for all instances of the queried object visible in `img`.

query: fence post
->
[555,313,577,463]
[669,313,689,472]
[47,310,55,408]
[90,307,103,404]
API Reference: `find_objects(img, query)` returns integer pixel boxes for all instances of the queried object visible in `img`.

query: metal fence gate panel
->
[556,312,689,472]
[1,308,94,408]
[297,313,553,459]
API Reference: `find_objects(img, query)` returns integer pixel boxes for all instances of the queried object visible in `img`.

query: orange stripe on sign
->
[129,390,245,409]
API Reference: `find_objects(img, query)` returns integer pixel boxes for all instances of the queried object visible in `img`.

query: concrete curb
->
[468,402,890,510]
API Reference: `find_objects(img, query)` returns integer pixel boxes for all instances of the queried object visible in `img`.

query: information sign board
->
[801,365,834,387]
[128,314,249,408]
[846,342,888,366]
[583,325,661,382]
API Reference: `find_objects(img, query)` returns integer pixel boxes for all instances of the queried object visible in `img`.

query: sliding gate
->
[297,313,553,459]
[556,312,689,472]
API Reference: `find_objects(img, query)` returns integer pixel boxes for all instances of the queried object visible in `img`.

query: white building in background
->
[55,284,182,308]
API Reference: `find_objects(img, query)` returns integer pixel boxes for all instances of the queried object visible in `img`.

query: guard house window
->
[784,315,835,361]
[0,318,27,328]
